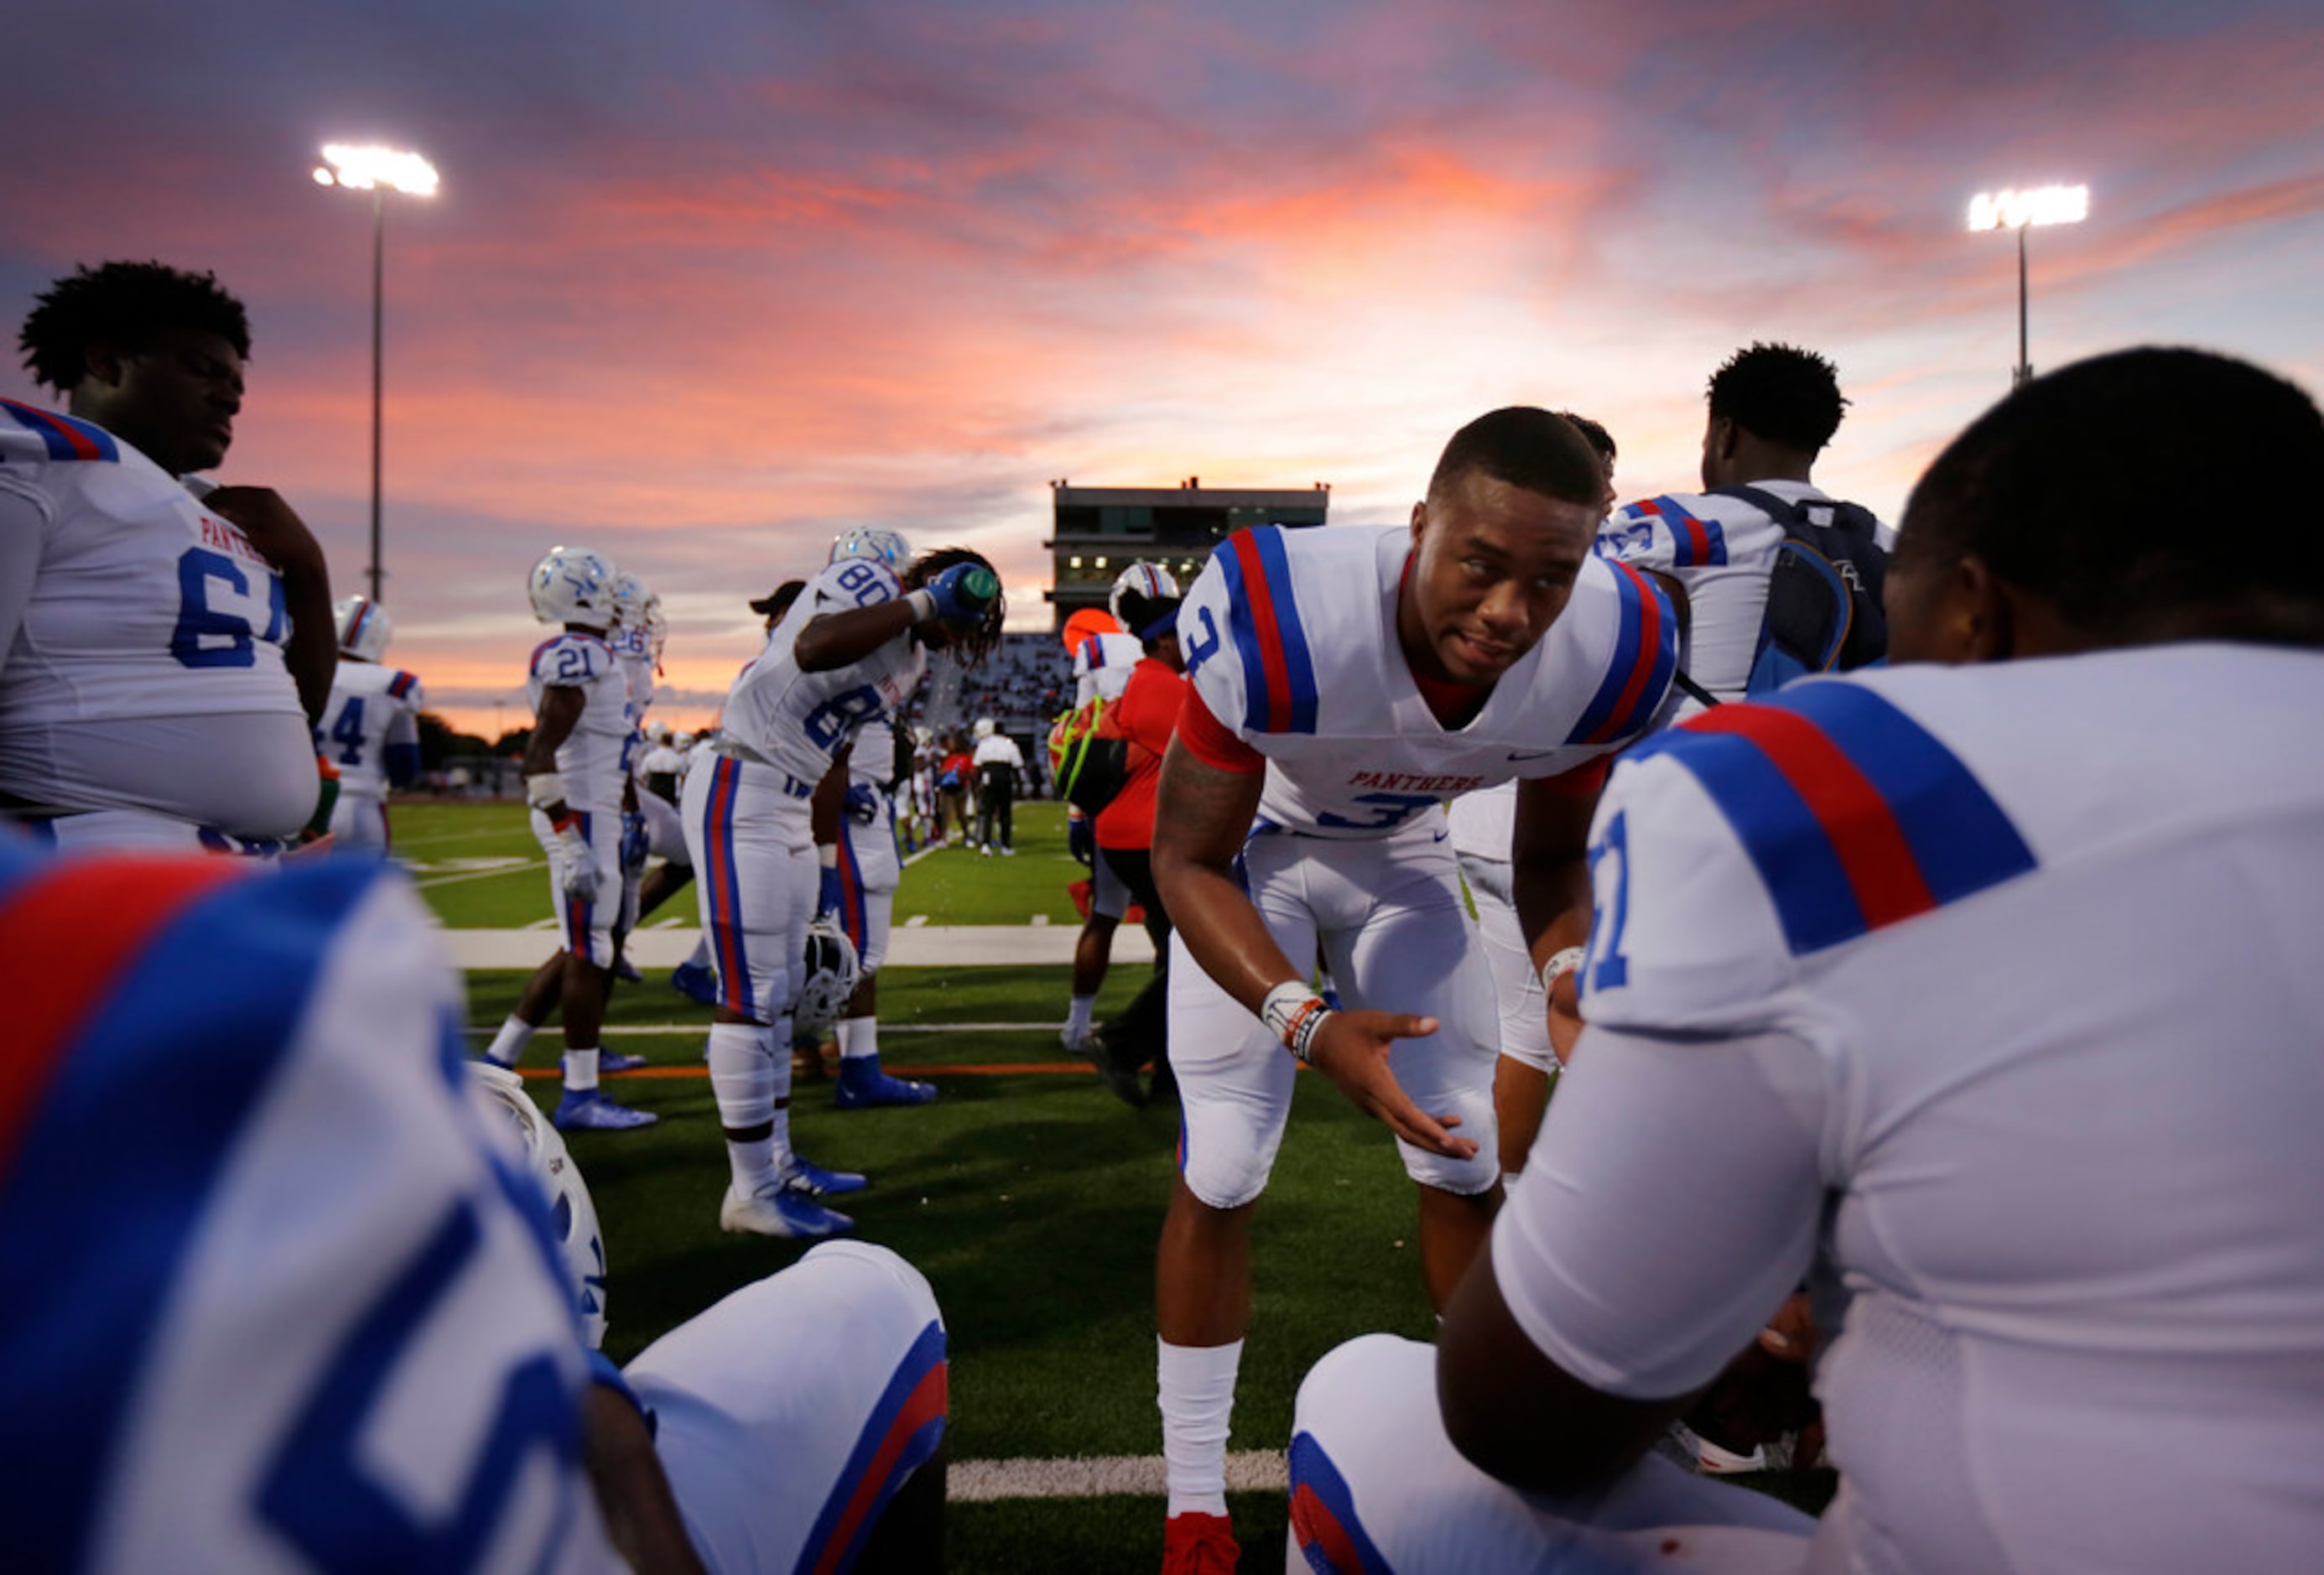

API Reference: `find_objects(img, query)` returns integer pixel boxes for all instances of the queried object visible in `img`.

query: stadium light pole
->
[314,143,439,605]
[1967,185,2088,387]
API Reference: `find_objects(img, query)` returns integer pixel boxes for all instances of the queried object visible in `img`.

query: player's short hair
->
[1554,411,1617,463]
[1426,407,1607,510]
[1707,342,1848,454]
[18,260,252,392]
[1897,346,2324,647]
[902,546,1006,665]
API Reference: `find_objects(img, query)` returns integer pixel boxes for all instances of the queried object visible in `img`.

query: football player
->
[816,528,939,1110]
[480,547,657,1131]
[682,541,1001,1236]
[1289,348,2324,1571]
[1147,407,1677,1568]
[313,595,424,854]
[1597,342,1892,710]
[2,260,334,851]
[0,834,946,1573]
[1057,606,1142,1058]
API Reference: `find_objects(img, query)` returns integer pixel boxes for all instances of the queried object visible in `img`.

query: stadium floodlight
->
[315,143,439,604]
[1967,184,2089,387]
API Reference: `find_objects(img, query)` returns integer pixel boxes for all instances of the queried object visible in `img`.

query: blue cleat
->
[553,1089,659,1131]
[783,1156,868,1196]
[670,959,720,1007]
[834,1058,938,1110]
[599,1050,649,1074]
[720,1182,853,1239]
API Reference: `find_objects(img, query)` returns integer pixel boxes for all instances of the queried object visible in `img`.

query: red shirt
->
[1095,658,1191,850]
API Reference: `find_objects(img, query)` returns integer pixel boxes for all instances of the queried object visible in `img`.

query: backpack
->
[1707,485,1891,697]
[1047,696,1131,817]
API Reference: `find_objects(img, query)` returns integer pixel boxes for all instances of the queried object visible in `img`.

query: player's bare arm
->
[203,484,334,724]
[523,684,586,820]
[793,599,922,673]
[1152,737,1477,1160]
[811,743,852,847]
[583,1385,711,1575]
[1511,772,1600,1063]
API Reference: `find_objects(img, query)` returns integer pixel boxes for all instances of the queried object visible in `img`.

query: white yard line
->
[949,1451,1286,1503]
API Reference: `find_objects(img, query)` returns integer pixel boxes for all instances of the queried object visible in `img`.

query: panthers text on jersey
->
[528,631,630,811]
[1512,645,2324,1570]
[0,843,620,1572]
[716,559,928,784]
[0,398,314,835]
[1596,482,1895,702]
[1177,523,1677,838]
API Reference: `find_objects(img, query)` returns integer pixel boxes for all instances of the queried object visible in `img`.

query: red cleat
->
[1162,1511,1240,1573]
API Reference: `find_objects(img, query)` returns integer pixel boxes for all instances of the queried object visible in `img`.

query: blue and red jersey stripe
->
[1635,681,2037,956]
[387,669,418,700]
[1287,1432,1395,1574]
[800,1319,948,1575]
[835,819,871,954]
[1635,494,1726,567]
[1566,559,1679,746]
[0,397,120,464]
[697,759,757,1019]
[1212,528,1321,735]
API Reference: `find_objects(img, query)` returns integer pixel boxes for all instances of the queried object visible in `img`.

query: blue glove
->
[1068,813,1094,867]
[819,863,844,917]
[843,782,881,824]
[926,563,999,627]
[621,810,649,871]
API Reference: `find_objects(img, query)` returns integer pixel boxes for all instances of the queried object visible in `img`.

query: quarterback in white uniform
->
[1291,348,2324,1572]
[1,261,335,852]
[1148,408,1677,1567]
[314,595,424,852]
[683,539,1001,1238]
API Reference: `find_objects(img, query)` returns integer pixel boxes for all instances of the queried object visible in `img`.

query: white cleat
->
[719,1182,855,1240]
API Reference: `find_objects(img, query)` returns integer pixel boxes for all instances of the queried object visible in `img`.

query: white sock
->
[708,1021,787,1193]
[562,1047,599,1093]
[836,1015,878,1063]
[484,1016,534,1068]
[1158,1337,1242,1518]
[1067,995,1096,1035]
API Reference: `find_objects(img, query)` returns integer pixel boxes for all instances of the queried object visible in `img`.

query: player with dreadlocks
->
[682,539,1002,1238]
[3,260,335,850]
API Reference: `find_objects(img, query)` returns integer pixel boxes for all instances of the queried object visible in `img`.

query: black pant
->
[1095,845,1172,1069]
[975,767,1015,848]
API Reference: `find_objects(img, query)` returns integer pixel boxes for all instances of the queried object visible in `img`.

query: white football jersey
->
[718,559,928,782]
[316,658,424,801]
[1179,524,1677,839]
[1071,630,1142,708]
[1596,482,1895,703]
[851,713,896,789]
[0,845,621,1573]
[1538,645,2324,1570]
[527,632,630,810]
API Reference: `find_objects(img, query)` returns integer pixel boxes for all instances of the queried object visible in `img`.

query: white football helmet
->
[334,595,393,663]
[528,546,620,631]
[1109,562,1182,626]
[610,570,652,628]
[465,1063,609,1349]
[971,716,996,741]
[794,915,861,1035]
[830,528,912,573]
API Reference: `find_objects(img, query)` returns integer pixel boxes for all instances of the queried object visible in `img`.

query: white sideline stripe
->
[949,1451,1286,1503]
[904,915,929,927]
[463,1021,1066,1037]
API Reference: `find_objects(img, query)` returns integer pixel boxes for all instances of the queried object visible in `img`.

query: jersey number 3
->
[171,547,285,669]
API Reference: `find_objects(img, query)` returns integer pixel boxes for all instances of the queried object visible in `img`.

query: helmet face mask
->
[830,528,913,573]
[465,1063,609,1349]
[794,915,862,1036]
[529,546,620,631]
[334,595,393,662]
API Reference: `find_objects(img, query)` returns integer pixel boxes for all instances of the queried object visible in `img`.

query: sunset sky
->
[8,0,2320,737]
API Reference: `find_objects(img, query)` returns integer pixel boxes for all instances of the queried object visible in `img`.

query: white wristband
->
[906,588,938,624]
[1539,945,1587,996]
[526,772,567,811]
[818,843,840,869]
[1260,980,1333,1065]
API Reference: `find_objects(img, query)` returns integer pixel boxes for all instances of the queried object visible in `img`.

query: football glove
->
[556,821,600,902]
[819,863,845,917]
[926,563,999,627]
[1068,813,1094,867]
[843,782,881,824]
[621,810,649,871]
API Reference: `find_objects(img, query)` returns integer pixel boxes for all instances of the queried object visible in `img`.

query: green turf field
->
[410,797,1825,1572]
